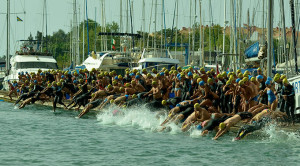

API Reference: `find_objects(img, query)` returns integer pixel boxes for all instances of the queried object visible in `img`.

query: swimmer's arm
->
[143,89,153,96]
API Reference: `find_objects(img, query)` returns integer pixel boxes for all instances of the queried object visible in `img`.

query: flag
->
[17,16,23,22]
[111,39,116,45]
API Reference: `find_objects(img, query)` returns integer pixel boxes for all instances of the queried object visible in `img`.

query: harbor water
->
[1,101,300,166]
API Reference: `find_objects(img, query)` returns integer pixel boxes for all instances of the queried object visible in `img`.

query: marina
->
[1,0,300,165]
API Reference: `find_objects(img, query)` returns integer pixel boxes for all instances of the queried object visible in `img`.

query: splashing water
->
[262,123,300,143]
[96,104,187,135]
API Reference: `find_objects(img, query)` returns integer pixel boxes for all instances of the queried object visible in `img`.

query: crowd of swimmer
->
[9,66,295,140]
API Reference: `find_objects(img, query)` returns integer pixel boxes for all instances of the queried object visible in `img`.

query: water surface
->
[0,101,299,166]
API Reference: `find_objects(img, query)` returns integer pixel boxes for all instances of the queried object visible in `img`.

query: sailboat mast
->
[120,0,123,52]
[199,0,202,66]
[6,0,10,72]
[280,0,288,76]
[290,0,298,74]
[189,0,192,65]
[94,7,97,52]
[222,0,226,70]
[175,0,178,60]
[142,0,145,49]
[267,0,273,77]
[82,0,85,62]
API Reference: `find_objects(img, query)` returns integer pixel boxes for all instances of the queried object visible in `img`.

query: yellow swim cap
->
[250,77,256,82]
[118,75,123,79]
[171,66,175,70]
[194,103,200,109]
[283,78,289,84]
[177,66,182,70]
[131,80,136,85]
[152,68,157,72]
[125,83,130,87]
[206,71,210,75]
[152,81,157,85]
[242,77,249,82]
[142,69,147,73]
[197,78,202,83]
[147,73,152,78]
[238,73,243,79]
[207,78,213,83]
[119,87,124,91]
[219,122,226,130]
[237,69,241,73]
[257,67,262,71]
[112,80,117,85]
[280,75,286,80]
[275,73,280,78]
[239,80,245,86]
[273,76,280,82]
[107,84,113,89]
[226,80,231,85]
[132,94,137,99]
[217,74,223,79]
[110,99,115,104]
[200,67,205,72]
[162,100,167,105]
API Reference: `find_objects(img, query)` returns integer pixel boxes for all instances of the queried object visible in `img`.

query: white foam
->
[262,123,300,143]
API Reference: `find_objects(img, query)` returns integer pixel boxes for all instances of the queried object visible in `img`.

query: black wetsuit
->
[68,88,94,109]
[15,90,36,105]
[282,84,295,123]
[125,98,144,107]
[202,115,232,131]
[182,78,192,101]
[166,97,182,107]
[259,82,268,105]
[89,99,102,109]
[236,117,271,139]
[53,86,66,110]
[237,112,253,120]
[276,82,285,112]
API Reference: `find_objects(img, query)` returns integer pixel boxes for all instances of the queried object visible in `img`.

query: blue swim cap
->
[236,78,241,83]
[265,80,271,85]
[34,80,37,84]
[176,104,181,107]
[18,72,20,75]
[188,72,193,77]
[114,76,118,80]
[7,80,10,82]
[40,73,44,76]
[257,75,263,80]
[160,72,165,76]
[177,73,181,78]
[267,77,272,81]
[73,80,78,84]
[196,124,202,130]
[248,75,252,80]
[61,75,65,78]
[17,89,20,92]
[135,75,140,79]
[199,81,205,86]
[25,72,28,74]
[125,95,129,98]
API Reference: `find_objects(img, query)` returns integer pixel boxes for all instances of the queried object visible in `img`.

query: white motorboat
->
[133,48,180,72]
[2,41,58,90]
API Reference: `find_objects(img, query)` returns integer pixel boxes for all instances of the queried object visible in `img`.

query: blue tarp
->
[244,42,259,58]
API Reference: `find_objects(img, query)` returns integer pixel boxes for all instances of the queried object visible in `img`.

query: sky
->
[0,0,296,57]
